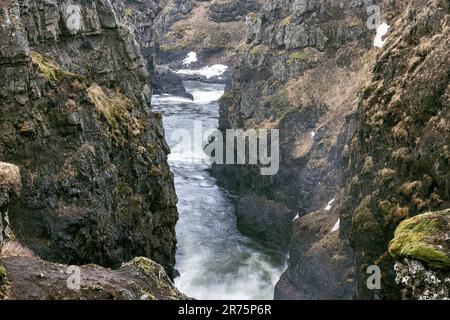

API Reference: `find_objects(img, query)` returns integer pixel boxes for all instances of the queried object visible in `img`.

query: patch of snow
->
[374,23,390,48]
[176,64,228,79]
[183,52,198,66]
[331,219,340,232]
[325,198,335,211]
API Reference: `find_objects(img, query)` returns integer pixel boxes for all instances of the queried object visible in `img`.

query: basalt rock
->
[156,0,262,66]
[0,0,178,278]
[337,0,450,299]
[213,1,375,299]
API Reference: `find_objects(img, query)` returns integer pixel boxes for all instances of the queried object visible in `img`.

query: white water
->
[152,81,286,300]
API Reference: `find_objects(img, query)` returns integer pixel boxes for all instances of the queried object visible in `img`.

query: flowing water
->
[152,81,286,300]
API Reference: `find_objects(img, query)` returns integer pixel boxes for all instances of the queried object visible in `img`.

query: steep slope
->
[214,0,374,252]
[337,0,450,299]
[0,0,178,278]
[0,164,183,300]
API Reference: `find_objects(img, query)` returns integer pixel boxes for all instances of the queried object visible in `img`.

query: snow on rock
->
[331,219,340,232]
[176,64,228,79]
[325,198,335,211]
[183,52,198,66]
[374,23,390,48]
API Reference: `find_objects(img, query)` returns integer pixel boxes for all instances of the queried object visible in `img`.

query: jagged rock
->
[337,0,450,299]
[153,66,194,99]
[0,163,21,250]
[0,0,178,278]
[236,194,296,251]
[275,208,355,300]
[213,1,373,299]
[155,0,262,66]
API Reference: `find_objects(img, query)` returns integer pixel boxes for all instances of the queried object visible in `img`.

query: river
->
[152,81,286,300]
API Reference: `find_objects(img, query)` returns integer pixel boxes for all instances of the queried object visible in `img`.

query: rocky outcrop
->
[0,0,178,278]
[389,211,450,300]
[236,194,295,251]
[0,254,185,300]
[0,163,21,250]
[156,0,263,66]
[275,208,355,300]
[153,65,194,99]
[337,0,450,299]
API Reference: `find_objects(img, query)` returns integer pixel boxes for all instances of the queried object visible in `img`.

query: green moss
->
[251,44,270,55]
[30,52,80,83]
[126,257,161,278]
[0,265,7,298]
[125,7,133,18]
[219,90,234,103]
[248,13,258,23]
[347,19,364,29]
[287,49,316,65]
[87,83,135,144]
[281,16,292,26]
[389,210,450,269]
[270,89,290,113]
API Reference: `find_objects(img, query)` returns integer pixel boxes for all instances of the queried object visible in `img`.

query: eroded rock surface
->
[0,0,178,278]
[0,254,185,300]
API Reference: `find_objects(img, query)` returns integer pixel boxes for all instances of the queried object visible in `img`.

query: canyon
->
[1,0,449,300]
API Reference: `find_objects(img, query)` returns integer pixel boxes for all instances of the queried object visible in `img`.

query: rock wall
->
[0,0,178,278]
[216,0,449,300]
[214,0,374,252]
[337,0,450,299]
[155,0,263,66]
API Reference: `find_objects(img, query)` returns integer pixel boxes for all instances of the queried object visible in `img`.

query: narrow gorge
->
[1,0,449,302]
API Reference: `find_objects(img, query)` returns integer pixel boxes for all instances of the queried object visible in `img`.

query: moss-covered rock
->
[0,265,7,299]
[389,210,450,270]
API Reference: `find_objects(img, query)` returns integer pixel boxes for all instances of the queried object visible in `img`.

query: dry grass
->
[1,241,35,258]
[30,52,80,83]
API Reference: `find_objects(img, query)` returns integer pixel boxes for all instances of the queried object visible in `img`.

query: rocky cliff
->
[216,0,449,300]
[156,0,263,66]
[337,0,450,299]
[0,0,178,279]
[214,0,374,256]
[0,163,183,300]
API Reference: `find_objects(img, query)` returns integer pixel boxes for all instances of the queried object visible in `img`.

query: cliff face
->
[0,0,178,278]
[0,163,183,300]
[217,0,449,300]
[337,0,450,299]
[214,0,374,250]
[155,0,263,66]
